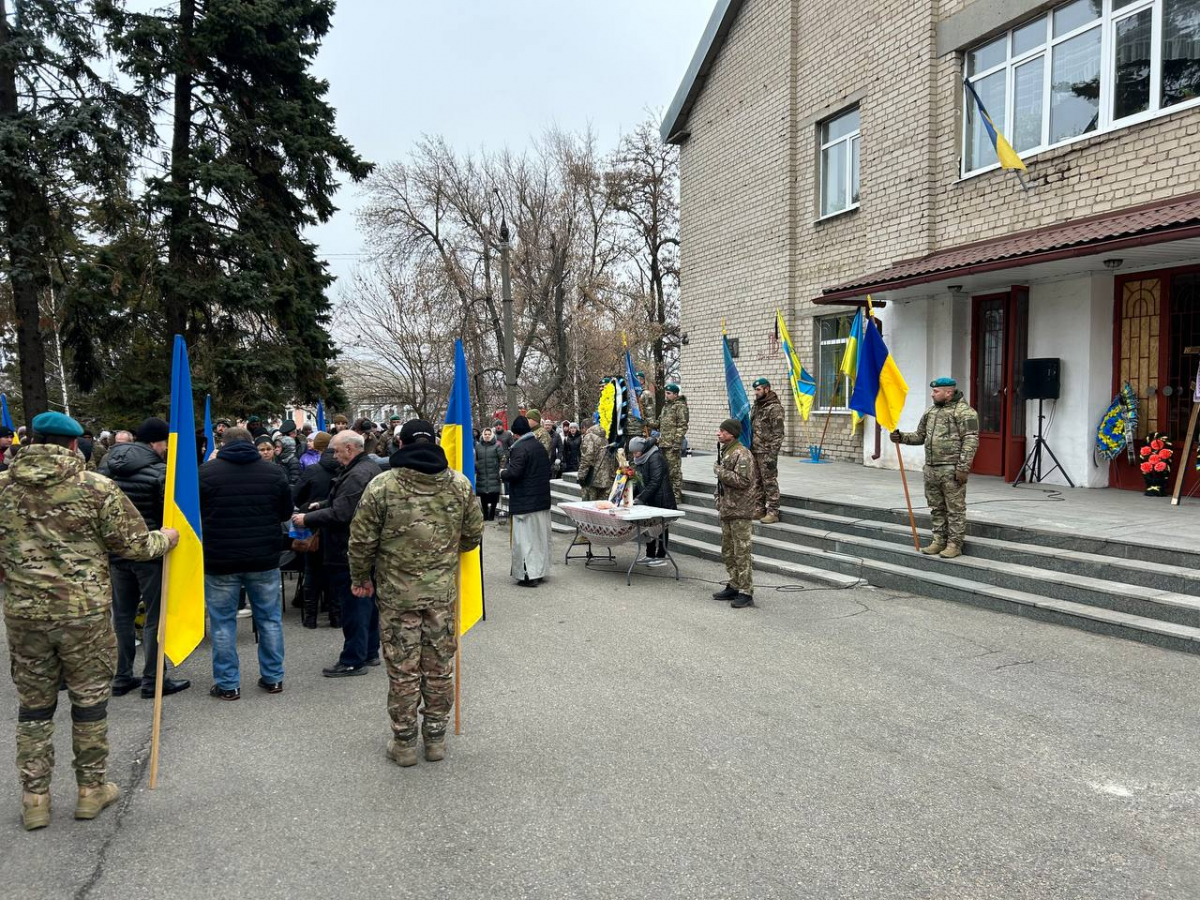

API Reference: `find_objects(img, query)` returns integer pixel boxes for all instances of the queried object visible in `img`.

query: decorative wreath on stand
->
[1139,432,1173,497]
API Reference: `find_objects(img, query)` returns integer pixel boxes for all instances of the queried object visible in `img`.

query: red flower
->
[1149,453,1161,463]
[1140,445,1152,456]
[1140,462,1153,473]
[1160,448,1173,459]
[1151,439,1164,451]
[1154,461,1167,472]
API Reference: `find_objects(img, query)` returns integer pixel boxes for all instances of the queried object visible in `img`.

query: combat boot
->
[938,544,963,559]
[731,592,755,609]
[759,512,780,525]
[387,739,418,767]
[920,540,945,555]
[75,782,120,820]
[712,585,737,601]
[22,792,50,831]
[424,737,446,762]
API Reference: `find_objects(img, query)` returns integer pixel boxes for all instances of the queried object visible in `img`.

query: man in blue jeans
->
[292,430,383,677]
[199,426,293,699]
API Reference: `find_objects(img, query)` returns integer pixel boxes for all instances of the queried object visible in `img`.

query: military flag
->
[776,310,816,421]
[316,398,326,433]
[441,339,484,636]
[203,395,215,462]
[1,392,17,444]
[722,324,752,448]
[622,334,643,422]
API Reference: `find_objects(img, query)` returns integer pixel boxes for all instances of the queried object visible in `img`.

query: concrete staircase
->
[549,476,1200,656]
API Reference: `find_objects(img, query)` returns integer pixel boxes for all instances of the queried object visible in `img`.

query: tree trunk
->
[0,0,50,427]
[163,0,197,343]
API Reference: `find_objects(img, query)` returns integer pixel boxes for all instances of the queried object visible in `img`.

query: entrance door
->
[970,287,1028,480]
[1111,268,1200,493]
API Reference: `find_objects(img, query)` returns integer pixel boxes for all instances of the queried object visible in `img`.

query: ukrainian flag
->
[441,339,484,635]
[839,309,865,433]
[776,310,815,421]
[0,392,16,444]
[848,316,909,433]
[162,336,205,665]
[964,76,1027,171]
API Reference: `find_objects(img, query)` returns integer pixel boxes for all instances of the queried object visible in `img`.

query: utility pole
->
[499,216,517,424]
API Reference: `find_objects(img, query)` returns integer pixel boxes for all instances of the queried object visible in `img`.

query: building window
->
[816,312,855,410]
[962,0,1200,175]
[819,107,860,218]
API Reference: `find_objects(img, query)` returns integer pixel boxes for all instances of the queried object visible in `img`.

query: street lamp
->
[495,188,517,424]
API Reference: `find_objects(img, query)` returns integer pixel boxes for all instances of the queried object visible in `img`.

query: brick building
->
[663,0,1200,490]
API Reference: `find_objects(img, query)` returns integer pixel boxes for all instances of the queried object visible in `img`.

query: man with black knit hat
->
[101,417,191,698]
[349,419,483,765]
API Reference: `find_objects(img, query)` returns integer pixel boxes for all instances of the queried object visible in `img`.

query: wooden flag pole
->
[1171,399,1200,506]
[815,404,835,458]
[148,554,171,789]
[894,442,921,551]
[454,569,462,736]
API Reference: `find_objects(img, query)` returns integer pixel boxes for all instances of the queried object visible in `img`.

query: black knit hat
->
[719,418,742,438]
[136,417,170,444]
[399,419,436,444]
[512,416,531,436]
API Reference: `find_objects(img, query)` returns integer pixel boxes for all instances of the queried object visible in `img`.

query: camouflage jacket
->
[578,423,615,490]
[714,440,757,520]
[0,444,171,620]
[657,396,689,450]
[533,426,554,462]
[639,389,657,431]
[751,390,785,456]
[898,391,980,471]
[348,457,484,609]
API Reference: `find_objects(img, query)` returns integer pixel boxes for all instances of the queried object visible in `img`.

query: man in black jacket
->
[292,431,339,628]
[630,436,675,563]
[101,417,192,698]
[200,426,294,700]
[293,431,383,676]
[500,416,552,587]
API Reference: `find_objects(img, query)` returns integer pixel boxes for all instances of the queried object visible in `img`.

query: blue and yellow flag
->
[776,311,815,421]
[441,339,484,636]
[622,334,643,422]
[316,398,325,433]
[840,309,865,433]
[203,395,215,462]
[162,336,205,665]
[964,77,1027,171]
[848,317,909,433]
[722,325,752,448]
[0,392,16,444]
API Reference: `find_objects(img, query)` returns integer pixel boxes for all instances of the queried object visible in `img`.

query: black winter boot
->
[731,592,755,609]
[712,585,737,601]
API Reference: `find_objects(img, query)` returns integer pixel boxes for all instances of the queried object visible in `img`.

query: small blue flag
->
[316,398,326,433]
[203,395,214,462]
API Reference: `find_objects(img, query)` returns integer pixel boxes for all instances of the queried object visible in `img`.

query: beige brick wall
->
[677,0,1200,458]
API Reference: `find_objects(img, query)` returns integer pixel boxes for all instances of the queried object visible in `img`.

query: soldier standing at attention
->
[891,377,980,559]
[348,419,484,767]
[711,419,757,609]
[0,412,178,830]
[657,383,689,505]
[578,413,616,502]
[750,377,785,524]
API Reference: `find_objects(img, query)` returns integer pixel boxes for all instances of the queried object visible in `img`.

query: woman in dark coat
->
[561,424,582,473]
[475,426,505,521]
[630,436,675,561]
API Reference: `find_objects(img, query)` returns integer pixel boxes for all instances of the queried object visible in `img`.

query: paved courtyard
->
[1,530,1197,899]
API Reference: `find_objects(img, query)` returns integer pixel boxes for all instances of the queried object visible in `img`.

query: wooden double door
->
[1111,267,1200,493]
[970,287,1028,482]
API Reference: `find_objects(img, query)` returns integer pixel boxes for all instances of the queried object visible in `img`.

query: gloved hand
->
[890,430,902,443]
[955,470,969,485]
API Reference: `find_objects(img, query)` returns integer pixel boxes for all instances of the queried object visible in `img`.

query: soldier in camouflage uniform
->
[348,419,484,767]
[892,377,980,559]
[525,408,554,463]
[0,412,177,830]
[711,419,757,609]
[656,383,689,505]
[750,377,786,524]
[378,414,403,457]
[577,415,616,502]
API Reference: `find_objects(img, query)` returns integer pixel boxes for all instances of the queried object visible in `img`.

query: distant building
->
[665,0,1200,490]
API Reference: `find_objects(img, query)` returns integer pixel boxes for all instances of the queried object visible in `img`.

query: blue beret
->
[32,411,83,438]
[930,377,957,388]
[752,377,770,388]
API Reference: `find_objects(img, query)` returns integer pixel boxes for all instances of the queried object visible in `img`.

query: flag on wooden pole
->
[441,339,484,635]
[776,310,816,421]
[722,322,752,448]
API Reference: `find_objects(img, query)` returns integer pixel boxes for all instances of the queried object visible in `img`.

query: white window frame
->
[818,107,861,219]
[961,0,1200,177]
[815,312,854,413]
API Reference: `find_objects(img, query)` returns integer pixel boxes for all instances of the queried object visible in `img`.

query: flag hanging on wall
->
[776,310,816,421]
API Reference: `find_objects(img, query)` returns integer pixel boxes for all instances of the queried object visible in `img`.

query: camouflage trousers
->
[662,448,684,505]
[752,451,780,516]
[378,600,456,744]
[924,465,968,548]
[580,486,609,503]
[5,613,115,793]
[720,518,754,594]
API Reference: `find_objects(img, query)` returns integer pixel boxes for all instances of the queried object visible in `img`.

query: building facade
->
[664,0,1200,490]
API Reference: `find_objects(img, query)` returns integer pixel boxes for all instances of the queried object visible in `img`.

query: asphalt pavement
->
[1,528,1198,899]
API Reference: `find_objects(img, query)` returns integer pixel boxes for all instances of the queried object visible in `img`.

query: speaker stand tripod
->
[1013,399,1075,488]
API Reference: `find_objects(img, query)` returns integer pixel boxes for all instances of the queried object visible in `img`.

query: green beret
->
[389,414,401,422]
[752,377,770,388]
[930,377,957,388]
[248,415,262,423]
[665,383,680,393]
[32,411,83,438]
[636,371,646,379]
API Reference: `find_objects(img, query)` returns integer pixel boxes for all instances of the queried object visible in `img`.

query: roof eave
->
[660,0,746,145]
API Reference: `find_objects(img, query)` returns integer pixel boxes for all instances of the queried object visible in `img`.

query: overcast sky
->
[307,0,714,289]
